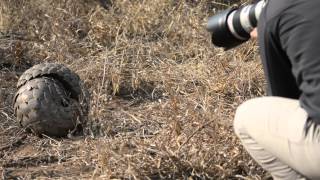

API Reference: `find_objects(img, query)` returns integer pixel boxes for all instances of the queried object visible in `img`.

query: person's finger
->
[250,28,258,39]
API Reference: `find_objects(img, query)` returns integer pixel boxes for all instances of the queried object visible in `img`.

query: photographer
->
[233,0,320,179]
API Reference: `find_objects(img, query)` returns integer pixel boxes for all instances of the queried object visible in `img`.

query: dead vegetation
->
[0,0,268,179]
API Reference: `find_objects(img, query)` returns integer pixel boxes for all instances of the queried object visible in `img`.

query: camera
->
[207,0,266,50]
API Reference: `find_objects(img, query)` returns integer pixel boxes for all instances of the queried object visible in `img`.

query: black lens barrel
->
[232,7,251,39]
[207,7,247,50]
[249,3,258,27]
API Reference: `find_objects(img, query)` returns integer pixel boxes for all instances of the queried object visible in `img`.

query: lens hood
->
[207,7,248,50]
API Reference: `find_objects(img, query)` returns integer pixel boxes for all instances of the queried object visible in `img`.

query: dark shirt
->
[258,0,320,122]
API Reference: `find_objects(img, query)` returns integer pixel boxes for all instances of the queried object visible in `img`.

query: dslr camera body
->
[207,0,266,50]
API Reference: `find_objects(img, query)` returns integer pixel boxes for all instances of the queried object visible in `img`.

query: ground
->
[0,0,269,179]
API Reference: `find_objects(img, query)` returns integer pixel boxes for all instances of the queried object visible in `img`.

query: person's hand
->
[250,28,258,39]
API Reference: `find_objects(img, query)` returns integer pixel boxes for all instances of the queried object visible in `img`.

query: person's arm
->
[279,2,320,121]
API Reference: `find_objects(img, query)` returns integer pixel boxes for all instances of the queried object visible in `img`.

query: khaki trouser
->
[234,97,320,180]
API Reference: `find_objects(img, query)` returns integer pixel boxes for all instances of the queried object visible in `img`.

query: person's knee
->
[234,98,265,136]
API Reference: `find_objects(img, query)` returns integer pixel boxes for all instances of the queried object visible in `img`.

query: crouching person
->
[234,0,320,179]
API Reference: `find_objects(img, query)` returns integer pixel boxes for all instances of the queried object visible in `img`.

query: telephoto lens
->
[207,0,265,50]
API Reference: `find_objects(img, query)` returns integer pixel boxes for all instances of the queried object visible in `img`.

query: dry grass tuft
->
[0,0,268,179]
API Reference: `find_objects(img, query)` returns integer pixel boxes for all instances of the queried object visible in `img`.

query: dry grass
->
[0,0,268,179]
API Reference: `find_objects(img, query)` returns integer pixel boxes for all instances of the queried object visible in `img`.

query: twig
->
[122,110,142,124]
[178,118,217,151]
